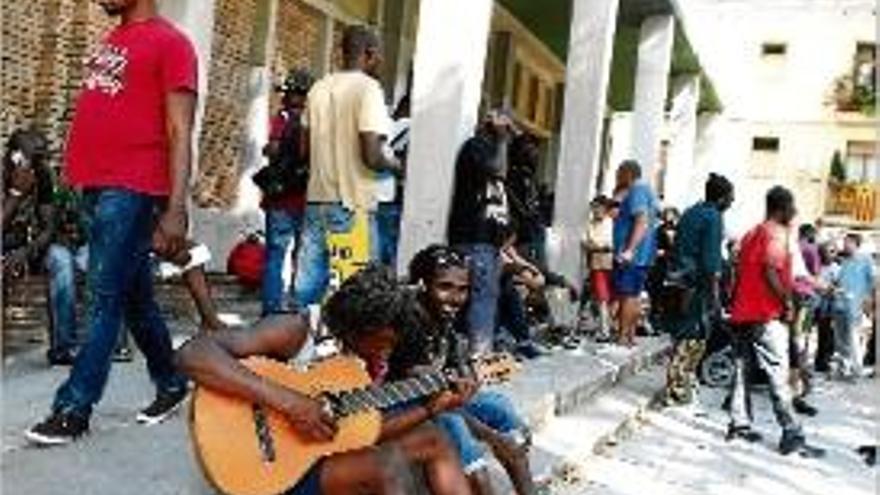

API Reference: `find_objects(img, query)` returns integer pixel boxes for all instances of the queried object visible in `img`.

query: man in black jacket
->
[447,111,516,354]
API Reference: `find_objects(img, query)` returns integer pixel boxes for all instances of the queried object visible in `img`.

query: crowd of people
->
[1,0,877,493]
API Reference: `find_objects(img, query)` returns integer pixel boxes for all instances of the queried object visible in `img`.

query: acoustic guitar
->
[190,354,518,495]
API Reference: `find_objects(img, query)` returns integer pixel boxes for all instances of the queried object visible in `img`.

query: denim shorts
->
[434,391,527,474]
[613,264,649,297]
[285,459,324,495]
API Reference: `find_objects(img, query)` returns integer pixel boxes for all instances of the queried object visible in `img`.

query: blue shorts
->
[434,391,527,474]
[613,265,649,297]
[285,459,323,495]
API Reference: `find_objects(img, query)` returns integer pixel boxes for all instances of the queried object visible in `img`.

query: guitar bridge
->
[252,405,276,463]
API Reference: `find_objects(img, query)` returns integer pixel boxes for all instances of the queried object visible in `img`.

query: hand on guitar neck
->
[425,376,478,416]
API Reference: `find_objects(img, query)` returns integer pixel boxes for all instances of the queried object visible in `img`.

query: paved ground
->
[542,376,878,495]
[3,331,875,495]
[0,333,663,495]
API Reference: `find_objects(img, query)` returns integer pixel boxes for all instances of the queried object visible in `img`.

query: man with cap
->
[258,68,313,315]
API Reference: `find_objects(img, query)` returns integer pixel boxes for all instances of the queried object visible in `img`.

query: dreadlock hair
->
[4,128,48,170]
[322,264,406,343]
[408,244,469,286]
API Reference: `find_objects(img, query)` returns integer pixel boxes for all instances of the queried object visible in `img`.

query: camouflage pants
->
[665,338,707,405]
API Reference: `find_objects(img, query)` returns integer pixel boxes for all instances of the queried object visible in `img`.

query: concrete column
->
[236,0,279,214]
[630,15,675,183]
[547,0,620,284]
[664,75,701,209]
[188,0,277,271]
[396,0,494,272]
[158,0,217,171]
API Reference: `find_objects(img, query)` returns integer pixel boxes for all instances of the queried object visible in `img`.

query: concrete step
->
[3,273,262,355]
[481,337,671,494]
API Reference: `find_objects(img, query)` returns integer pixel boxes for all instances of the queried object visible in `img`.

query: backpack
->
[227,234,266,289]
[253,112,309,198]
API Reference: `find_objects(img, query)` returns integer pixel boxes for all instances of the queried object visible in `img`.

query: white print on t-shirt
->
[83,44,128,96]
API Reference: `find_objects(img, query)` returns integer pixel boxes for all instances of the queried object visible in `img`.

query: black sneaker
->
[779,431,826,458]
[112,347,134,363]
[46,349,76,367]
[726,425,763,443]
[136,389,188,425]
[25,412,89,446]
[515,341,547,360]
[793,397,819,417]
[857,445,876,466]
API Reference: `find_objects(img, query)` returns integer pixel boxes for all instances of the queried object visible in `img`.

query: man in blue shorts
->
[612,160,659,346]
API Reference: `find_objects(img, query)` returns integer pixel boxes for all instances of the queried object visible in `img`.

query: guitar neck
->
[335,371,449,416]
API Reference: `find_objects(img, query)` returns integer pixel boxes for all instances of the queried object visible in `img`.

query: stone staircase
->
[2,274,262,356]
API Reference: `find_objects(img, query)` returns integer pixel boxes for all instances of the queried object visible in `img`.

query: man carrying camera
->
[255,68,313,315]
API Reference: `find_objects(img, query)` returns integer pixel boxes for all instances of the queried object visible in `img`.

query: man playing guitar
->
[176,265,475,495]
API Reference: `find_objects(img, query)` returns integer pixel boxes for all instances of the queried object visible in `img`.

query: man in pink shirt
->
[26,0,197,446]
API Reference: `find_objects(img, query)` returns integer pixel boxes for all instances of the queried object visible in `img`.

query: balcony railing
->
[825,182,880,224]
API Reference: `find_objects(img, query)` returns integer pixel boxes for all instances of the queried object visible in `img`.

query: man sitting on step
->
[176,265,474,495]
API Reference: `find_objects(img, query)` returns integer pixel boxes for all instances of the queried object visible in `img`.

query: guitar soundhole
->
[252,405,276,463]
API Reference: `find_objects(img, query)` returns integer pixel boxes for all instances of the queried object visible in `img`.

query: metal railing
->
[825,182,880,224]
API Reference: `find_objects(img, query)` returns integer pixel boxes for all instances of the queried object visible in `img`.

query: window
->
[854,42,877,91]
[511,62,522,112]
[528,75,540,122]
[752,137,780,152]
[761,42,787,56]
[845,140,879,183]
[543,86,555,129]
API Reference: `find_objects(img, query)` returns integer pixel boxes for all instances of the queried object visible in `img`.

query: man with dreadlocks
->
[176,265,474,495]
[391,245,538,495]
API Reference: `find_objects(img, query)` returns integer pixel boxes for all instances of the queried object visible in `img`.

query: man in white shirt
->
[293,25,402,308]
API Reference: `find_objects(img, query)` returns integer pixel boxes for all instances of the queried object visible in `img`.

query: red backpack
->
[227,234,265,289]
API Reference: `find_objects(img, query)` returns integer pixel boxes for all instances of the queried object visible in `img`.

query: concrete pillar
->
[188,0,277,271]
[664,75,701,209]
[236,0,279,214]
[158,0,217,171]
[630,15,675,183]
[547,0,620,284]
[396,0,494,272]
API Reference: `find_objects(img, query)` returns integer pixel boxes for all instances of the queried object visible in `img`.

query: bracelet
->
[8,188,23,197]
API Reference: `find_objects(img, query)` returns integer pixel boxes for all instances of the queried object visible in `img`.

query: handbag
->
[657,265,698,318]
[253,113,309,198]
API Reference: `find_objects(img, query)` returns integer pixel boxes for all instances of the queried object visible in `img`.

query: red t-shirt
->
[65,17,198,196]
[730,221,793,324]
[260,112,307,212]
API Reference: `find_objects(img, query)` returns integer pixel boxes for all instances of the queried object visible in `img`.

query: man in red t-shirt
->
[258,69,312,315]
[726,186,824,458]
[26,0,197,446]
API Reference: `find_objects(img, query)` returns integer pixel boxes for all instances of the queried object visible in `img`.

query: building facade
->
[2,0,721,283]
[677,0,878,235]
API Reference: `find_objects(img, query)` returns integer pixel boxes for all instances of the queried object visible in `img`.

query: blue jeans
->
[376,202,402,267]
[45,244,89,353]
[53,189,187,418]
[456,244,501,353]
[292,203,379,309]
[262,208,303,314]
[434,391,526,473]
[498,271,532,343]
